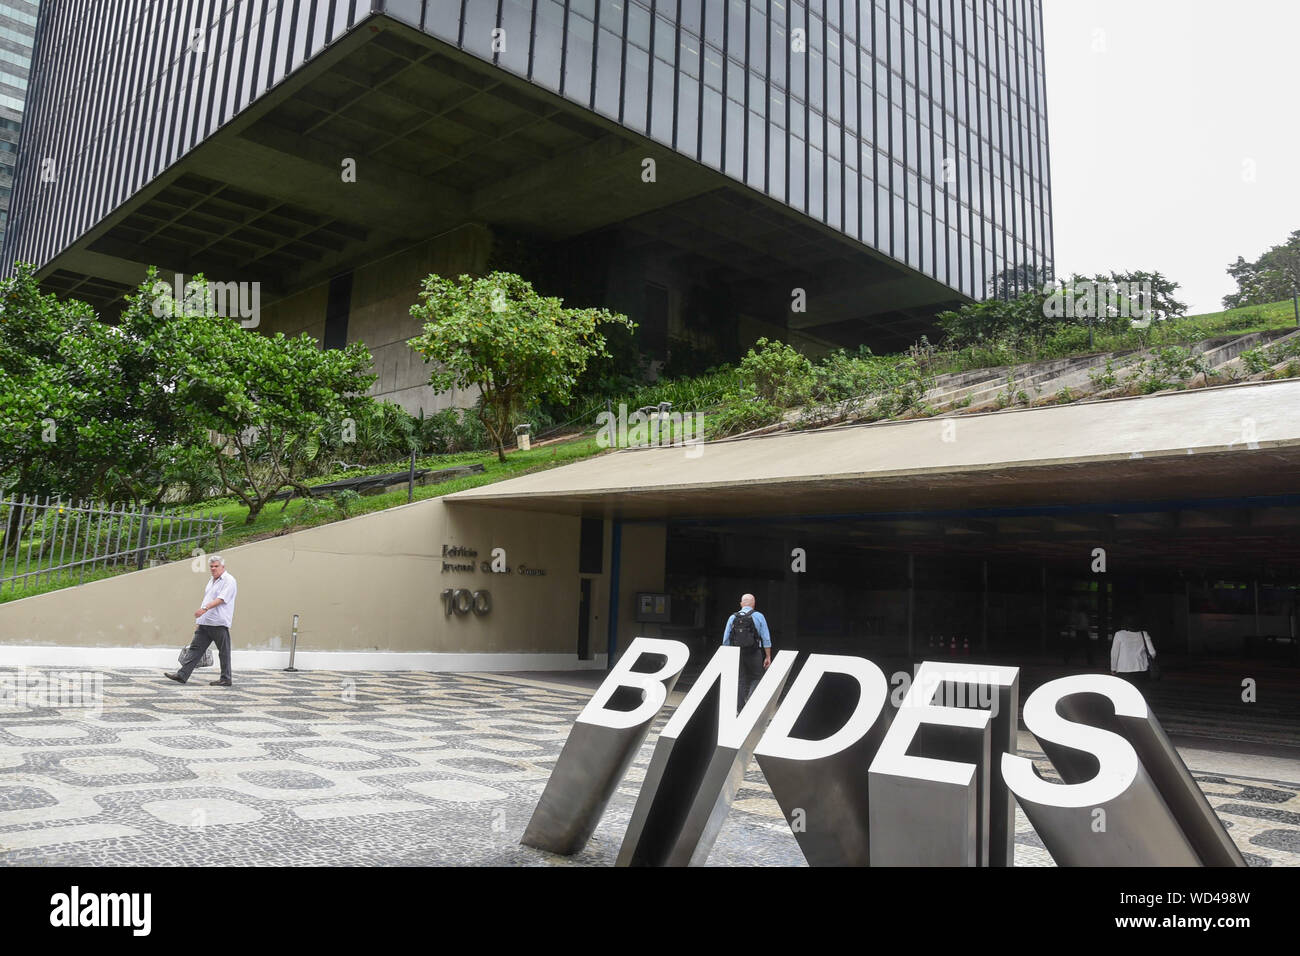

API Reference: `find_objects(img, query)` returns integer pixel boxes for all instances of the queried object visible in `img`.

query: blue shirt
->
[722,609,771,648]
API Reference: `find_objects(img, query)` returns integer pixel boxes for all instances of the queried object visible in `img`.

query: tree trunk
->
[477,399,507,465]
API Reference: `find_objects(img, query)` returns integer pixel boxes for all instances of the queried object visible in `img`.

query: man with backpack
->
[722,593,772,708]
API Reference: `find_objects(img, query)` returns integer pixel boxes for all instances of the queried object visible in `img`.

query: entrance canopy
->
[448,381,1300,525]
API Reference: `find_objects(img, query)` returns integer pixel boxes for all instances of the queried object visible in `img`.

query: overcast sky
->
[1042,0,1300,314]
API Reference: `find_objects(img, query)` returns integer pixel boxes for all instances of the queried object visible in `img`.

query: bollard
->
[514,423,532,452]
[284,613,300,672]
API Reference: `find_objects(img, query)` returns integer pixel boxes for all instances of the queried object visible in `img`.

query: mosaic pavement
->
[0,667,1296,866]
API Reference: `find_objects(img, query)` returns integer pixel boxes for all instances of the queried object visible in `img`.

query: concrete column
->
[780,535,798,651]
[907,553,915,659]
[980,560,989,654]
[606,519,622,668]
[1253,580,1260,640]
[1040,566,1049,653]
[349,222,494,415]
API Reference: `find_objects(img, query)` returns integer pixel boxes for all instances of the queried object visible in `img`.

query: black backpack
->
[730,608,759,649]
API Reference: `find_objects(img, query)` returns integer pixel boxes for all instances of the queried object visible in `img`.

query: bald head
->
[740,594,755,608]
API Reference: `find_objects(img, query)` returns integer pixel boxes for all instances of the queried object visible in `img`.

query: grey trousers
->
[178,625,232,682]
[736,646,766,709]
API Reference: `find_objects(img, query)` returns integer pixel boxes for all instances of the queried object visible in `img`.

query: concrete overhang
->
[445,380,1300,521]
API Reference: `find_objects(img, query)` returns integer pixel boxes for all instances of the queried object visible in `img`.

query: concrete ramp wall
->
[0,497,609,671]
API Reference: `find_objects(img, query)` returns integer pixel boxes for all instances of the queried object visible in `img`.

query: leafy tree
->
[1224,256,1267,309]
[738,337,816,407]
[1,266,377,528]
[1223,230,1300,309]
[988,263,1054,301]
[936,288,1055,347]
[0,264,212,508]
[0,264,92,499]
[938,268,1187,349]
[1108,270,1187,324]
[78,272,222,505]
[171,289,376,523]
[409,271,634,462]
[1059,271,1187,335]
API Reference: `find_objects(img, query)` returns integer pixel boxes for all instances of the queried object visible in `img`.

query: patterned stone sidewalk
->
[0,667,1295,866]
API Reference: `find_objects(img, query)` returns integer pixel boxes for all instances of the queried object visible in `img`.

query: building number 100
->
[441,588,491,617]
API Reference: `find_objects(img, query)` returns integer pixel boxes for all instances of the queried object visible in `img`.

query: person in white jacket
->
[1110,614,1156,684]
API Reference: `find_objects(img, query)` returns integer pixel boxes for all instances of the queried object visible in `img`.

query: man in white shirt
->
[165,555,238,686]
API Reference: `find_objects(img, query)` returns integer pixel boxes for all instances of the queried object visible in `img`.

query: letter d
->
[753,654,891,866]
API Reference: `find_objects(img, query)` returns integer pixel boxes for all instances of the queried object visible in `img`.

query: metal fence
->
[0,495,224,601]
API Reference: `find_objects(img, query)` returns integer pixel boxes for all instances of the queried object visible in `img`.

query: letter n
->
[615,645,797,866]
[520,638,690,855]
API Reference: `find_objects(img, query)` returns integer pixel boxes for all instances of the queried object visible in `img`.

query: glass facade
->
[0,0,38,252]
[6,0,1051,303]
[412,0,1053,299]
[4,0,365,272]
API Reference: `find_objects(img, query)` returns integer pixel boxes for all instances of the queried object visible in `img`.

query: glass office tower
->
[5,1,1051,345]
[409,0,1054,299]
[0,0,38,251]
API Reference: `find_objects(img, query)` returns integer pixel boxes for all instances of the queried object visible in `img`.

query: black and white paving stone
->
[0,667,1295,866]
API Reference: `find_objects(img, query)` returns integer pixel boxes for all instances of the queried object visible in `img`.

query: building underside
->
[36,19,966,357]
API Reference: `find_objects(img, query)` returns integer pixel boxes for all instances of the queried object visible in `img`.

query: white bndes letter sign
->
[521,643,1245,867]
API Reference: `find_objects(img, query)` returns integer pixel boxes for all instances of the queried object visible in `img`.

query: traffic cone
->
[949,636,957,654]
[962,637,970,656]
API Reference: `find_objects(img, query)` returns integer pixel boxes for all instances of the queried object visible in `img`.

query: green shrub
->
[1042,324,1093,355]
[1241,347,1272,374]
[625,367,742,412]
[419,406,490,454]
[870,358,933,419]
[297,497,335,523]
[332,489,362,518]
[739,337,816,407]
[1226,309,1265,331]
[763,348,935,426]
[1088,360,1119,390]
[708,394,784,436]
[1127,347,1209,394]
[812,347,875,402]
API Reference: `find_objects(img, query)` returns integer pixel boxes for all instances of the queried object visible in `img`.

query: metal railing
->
[0,495,223,601]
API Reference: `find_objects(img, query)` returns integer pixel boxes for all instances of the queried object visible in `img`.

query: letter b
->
[521,639,689,855]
